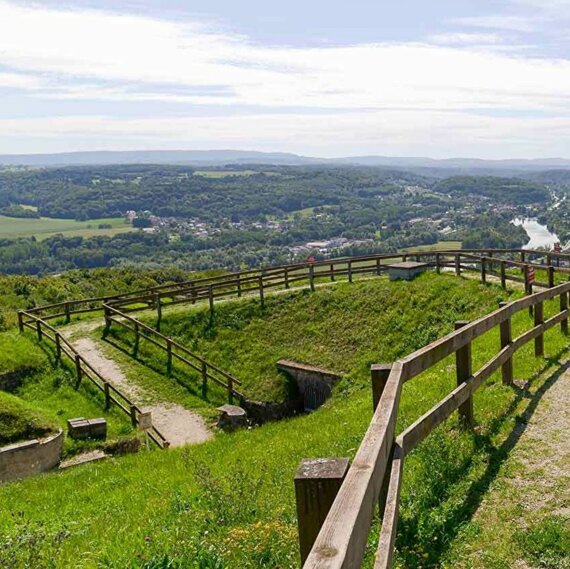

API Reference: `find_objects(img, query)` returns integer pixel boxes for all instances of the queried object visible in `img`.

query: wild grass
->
[0,273,568,568]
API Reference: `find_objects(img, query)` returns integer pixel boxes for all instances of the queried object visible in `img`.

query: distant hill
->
[2,149,570,173]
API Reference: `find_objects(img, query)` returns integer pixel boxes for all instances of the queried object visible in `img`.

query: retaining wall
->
[0,430,63,483]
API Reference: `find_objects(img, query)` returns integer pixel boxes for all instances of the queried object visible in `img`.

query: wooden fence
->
[103,304,243,403]
[17,310,169,449]
[296,275,570,568]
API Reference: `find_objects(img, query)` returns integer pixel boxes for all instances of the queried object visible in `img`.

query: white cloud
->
[2,1,570,156]
[451,15,535,32]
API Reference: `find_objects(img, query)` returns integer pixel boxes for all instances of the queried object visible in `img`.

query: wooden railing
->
[103,304,243,403]
[298,276,570,568]
[17,310,169,449]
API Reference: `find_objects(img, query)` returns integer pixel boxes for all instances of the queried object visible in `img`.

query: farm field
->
[403,240,462,252]
[0,215,134,240]
[2,270,568,568]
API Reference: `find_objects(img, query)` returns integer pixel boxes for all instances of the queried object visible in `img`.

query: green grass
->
[1,273,568,567]
[0,391,57,445]
[0,215,134,240]
[404,240,462,252]
[0,332,47,375]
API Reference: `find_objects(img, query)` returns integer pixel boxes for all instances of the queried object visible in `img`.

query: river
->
[512,218,559,250]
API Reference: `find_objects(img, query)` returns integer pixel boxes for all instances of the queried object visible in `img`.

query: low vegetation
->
[2,272,568,567]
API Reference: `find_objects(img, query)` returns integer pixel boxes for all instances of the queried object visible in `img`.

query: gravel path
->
[64,323,212,448]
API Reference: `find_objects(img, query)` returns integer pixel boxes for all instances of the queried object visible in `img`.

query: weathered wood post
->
[435,253,441,274]
[561,290,568,335]
[371,364,392,412]
[294,458,350,565]
[480,257,487,284]
[500,261,507,289]
[103,305,111,338]
[17,311,24,333]
[201,360,208,397]
[498,302,513,385]
[104,382,111,411]
[227,377,234,404]
[348,260,353,283]
[55,332,62,362]
[309,264,315,292]
[237,275,242,298]
[190,282,196,304]
[330,263,335,282]
[156,294,162,330]
[548,265,555,288]
[130,404,137,427]
[371,363,393,516]
[36,319,42,342]
[455,253,461,276]
[166,338,173,375]
[534,300,544,357]
[208,285,215,314]
[521,250,526,264]
[455,321,474,428]
[74,354,82,389]
[259,276,265,308]
[65,302,71,324]
[284,266,290,289]
[133,322,140,357]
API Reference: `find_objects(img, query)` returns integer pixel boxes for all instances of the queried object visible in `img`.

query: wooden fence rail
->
[103,304,243,403]
[299,277,570,569]
[17,310,169,449]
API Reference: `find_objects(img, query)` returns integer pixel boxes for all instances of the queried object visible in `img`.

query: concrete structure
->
[216,404,248,431]
[277,359,341,411]
[387,261,428,281]
[0,430,63,483]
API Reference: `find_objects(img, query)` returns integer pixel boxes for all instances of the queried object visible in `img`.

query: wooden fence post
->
[330,263,335,282]
[534,301,544,357]
[201,360,208,397]
[348,260,353,283]
[65,302,71,324]
[548,266,555,288]
[480,257,487,284]
[191,282,196,304]
[237,275,242,298]
[500,261,506,289]
[259,276,265,308]
[435,253,441,274]
[133,322,140,357]
[156,294,162,330]
[130,405,137,427]
[17,311,24,333]
[376,257,381,276]
[309,265,315,292]
[208,285,214,314]
[371,364,392,412]
[104,382,111,411]
[371,363,393,517]
[294,458,350,565]
[36,320,42,342]
[521,250,526,264]
[455,254,461,276]
[455,320,474,428]
[55,332,62,362]
[227,377,234,404]
[561,290,568,335]
[166,338,173,375]
[498,302,513,385]
[285,266,290,289]
[74,354,82,389]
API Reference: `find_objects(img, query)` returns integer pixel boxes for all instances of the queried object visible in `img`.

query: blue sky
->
[1,0,570,157]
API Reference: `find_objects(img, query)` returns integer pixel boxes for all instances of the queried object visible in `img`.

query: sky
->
[2,0,570,158]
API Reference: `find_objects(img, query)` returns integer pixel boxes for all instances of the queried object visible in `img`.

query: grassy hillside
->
[122,273,510,402]
[1,273,568,568]
[0,391,57,445]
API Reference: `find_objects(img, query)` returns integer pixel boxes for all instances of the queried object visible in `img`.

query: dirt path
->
[63,322,212,448]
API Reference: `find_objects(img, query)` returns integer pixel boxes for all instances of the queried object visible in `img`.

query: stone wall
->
[0,430,63,484]
[276,360,341,411]
[240,396,303,425]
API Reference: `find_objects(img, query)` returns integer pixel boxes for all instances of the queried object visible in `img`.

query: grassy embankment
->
[0,332,134,456]
[1,273,569,567]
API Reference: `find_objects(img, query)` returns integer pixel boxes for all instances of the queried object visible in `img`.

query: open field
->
[193,170,278,178]
[404,240,462,252]
[0,215,134,240]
